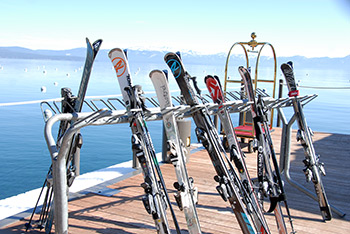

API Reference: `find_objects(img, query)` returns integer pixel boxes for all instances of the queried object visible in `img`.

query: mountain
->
[0,47,84,61]
[0,46,349,70]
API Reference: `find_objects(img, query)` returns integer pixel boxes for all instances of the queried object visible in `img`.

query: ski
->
[150,69,201,234]
[238,66,295,234]
[75,38,103,111]
[165,52,259,234]
[109,48,180,234]
[58,38,103,139]
[281,62,332,221]
[25,38,102,233]
[204,75,271,234]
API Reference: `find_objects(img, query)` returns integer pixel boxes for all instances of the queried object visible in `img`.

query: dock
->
[1,128,349,233]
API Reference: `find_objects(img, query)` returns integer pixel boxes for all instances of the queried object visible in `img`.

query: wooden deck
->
[1,128,349,233]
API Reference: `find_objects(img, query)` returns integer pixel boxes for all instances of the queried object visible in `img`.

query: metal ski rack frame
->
[41,90,345,233]
[40,92,254,233]
[273,94,346,217]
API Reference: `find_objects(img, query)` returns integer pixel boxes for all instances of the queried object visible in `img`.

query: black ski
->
[205,75,271,233]
[109,48,180,234]
[25,38,102,233]
[239,66,295,234]
[165,52,259,234]
[281,62,332,221]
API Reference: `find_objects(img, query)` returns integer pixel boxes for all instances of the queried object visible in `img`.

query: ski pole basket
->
[224,32,277,152]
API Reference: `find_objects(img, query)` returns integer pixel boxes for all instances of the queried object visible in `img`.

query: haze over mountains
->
[0,46,349,70]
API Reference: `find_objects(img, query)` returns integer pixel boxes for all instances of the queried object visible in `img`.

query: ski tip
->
[163,69,169,79]
[123,49,128,59]
[280,62,293,70]
[164,51,178,60]
[93,39,103,47]
[204,74,213,81]
[238,66,249,77]
[92,39,103,57]
[149,69,163,78]
[238,66,246,73]
[108,48,123,58]
[175,51,181,59]
[214,75,222,86]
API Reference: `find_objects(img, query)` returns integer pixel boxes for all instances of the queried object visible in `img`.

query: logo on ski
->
[161,85,171,107]
[167,59,181,79]
[206,78,222,104]
[111,57,126,77]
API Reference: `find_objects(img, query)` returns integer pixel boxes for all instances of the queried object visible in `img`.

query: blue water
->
[0,56,349,200]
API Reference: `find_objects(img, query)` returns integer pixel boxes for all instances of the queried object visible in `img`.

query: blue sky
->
[1,0,349,57]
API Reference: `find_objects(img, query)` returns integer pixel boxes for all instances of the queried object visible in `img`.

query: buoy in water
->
[54,82,58,86]
[41,86,47,93]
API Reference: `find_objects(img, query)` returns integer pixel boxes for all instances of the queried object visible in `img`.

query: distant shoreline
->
[0,46,349,69]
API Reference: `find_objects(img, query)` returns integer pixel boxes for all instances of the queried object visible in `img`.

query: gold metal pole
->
[224,32,278,130]
[224,42,249,92]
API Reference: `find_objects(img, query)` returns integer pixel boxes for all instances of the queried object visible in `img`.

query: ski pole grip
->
[191,76,201,95]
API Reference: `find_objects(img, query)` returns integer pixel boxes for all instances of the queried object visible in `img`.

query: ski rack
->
[40,92,253,234]
[40,91,326,233]
[40,92,255,123]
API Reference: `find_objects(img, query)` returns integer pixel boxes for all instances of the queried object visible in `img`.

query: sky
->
[1,0,349,58]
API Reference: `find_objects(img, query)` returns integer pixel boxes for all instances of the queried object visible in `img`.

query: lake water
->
[0,55,349,200]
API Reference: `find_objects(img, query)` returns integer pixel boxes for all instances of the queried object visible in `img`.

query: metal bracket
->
[277,106,346,217]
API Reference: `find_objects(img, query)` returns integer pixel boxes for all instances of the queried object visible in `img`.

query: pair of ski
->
[109,48,201,234]
[238,67,295,234]
[165,53,272,234]
[25,38,103,233]
[281,62,332,221]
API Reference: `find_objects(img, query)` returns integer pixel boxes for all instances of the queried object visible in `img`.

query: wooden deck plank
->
[1,128,349,233]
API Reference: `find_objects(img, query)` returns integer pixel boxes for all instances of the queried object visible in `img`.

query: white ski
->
[109,48,180,234]
[150,70,201,234]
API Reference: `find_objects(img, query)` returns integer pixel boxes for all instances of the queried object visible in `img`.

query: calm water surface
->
[0,56,349,199]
